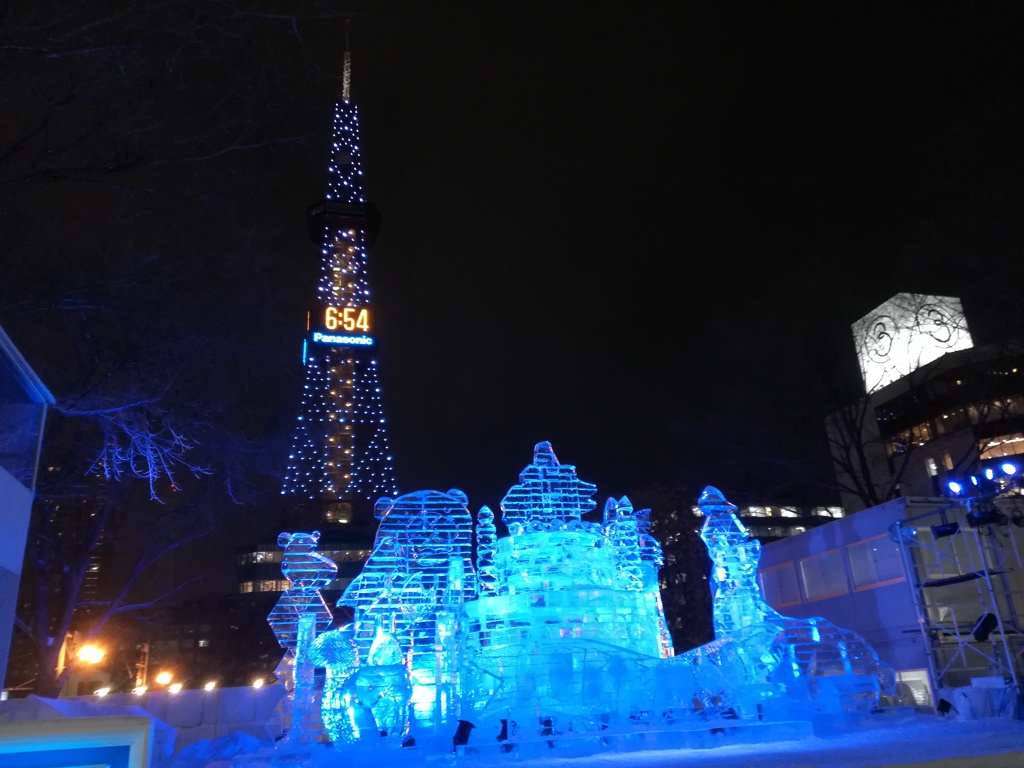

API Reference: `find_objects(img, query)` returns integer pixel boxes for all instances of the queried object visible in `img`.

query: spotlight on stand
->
[966,502,1009,528]
[972,613,999,643]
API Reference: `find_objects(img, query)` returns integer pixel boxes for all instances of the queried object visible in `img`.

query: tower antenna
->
[342,19,352,102]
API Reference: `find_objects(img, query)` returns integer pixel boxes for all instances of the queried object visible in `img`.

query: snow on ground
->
[451,714,1024,768]
[175,712,1024,768]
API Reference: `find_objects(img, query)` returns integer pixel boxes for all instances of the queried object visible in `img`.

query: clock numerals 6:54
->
[325,306,370,332]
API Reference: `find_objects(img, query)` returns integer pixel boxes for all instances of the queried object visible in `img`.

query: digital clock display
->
[309,305,375,347]
[323,306,371,332]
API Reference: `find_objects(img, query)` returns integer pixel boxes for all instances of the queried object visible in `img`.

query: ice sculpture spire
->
[500,440,596,533]
[475,505,498,596]
[698,485,779,635]
[267,532,337,740]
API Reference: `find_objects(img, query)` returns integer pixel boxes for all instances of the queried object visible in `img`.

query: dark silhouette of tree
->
[631,483,713,653]
[0,0,352,694]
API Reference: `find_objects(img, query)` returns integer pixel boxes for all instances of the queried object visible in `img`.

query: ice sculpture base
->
[456,718,814,761]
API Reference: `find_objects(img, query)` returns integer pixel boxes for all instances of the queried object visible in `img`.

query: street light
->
[76,644,104,665]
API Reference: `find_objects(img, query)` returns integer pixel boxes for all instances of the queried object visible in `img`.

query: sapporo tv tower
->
[282,34,398,527]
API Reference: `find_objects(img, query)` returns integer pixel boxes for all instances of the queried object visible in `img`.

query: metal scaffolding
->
[892,493,1024,716]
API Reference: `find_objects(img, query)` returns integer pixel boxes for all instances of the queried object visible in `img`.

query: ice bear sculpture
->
[268,530,337,652]
[321,489,477,744]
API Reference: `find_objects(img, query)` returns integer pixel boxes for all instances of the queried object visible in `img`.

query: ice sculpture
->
[459,442,674,740]
[268,531,337,740]
[317,489,478,743]
[268,533,337,685]
[309,624,360,743]
[282,444,896,755]
[675,487,895,717]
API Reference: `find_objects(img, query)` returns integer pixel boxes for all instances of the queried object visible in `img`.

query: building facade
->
[828,293,1024,513]
[0,324,53,692]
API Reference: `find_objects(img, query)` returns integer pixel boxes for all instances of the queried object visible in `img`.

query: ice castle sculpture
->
[271,443,895,754]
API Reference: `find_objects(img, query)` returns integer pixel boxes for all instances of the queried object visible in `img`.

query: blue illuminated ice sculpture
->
[273,442,895,755]
[316,488,478,745]
[675,486,895,718]
[268,531,337,740]
[459,442,674,741]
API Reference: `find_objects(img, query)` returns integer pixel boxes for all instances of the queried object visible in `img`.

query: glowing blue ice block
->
[674,486,895,717]
[459,442,673,739]
[321,489,478,741]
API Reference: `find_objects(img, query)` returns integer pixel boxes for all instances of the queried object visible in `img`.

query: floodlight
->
[932,522,960,539]
[966,505,1009,528]
[947,480,963,495]
[1001,462,1017,476]
[77,644,104,664]
[972,613,999,643]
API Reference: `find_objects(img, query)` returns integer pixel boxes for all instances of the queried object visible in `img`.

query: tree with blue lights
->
[0,1,339,695]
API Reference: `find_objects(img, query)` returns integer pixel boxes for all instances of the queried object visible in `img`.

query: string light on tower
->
[282,25,398,523]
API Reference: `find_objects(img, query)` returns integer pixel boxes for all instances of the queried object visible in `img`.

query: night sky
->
[314,2,1024,509]
[5,2,1024,515]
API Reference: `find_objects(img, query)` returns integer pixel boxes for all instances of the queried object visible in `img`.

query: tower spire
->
[284,35,395,525]
[342,19,351,102]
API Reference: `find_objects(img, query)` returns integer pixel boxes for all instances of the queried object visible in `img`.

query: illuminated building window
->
[811,506,845,518]
[980,433,1024,460]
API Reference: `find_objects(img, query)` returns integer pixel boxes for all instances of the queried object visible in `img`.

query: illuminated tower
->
[282,43,398,525]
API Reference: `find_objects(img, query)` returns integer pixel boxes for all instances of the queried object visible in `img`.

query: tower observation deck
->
[282,48,398,526]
